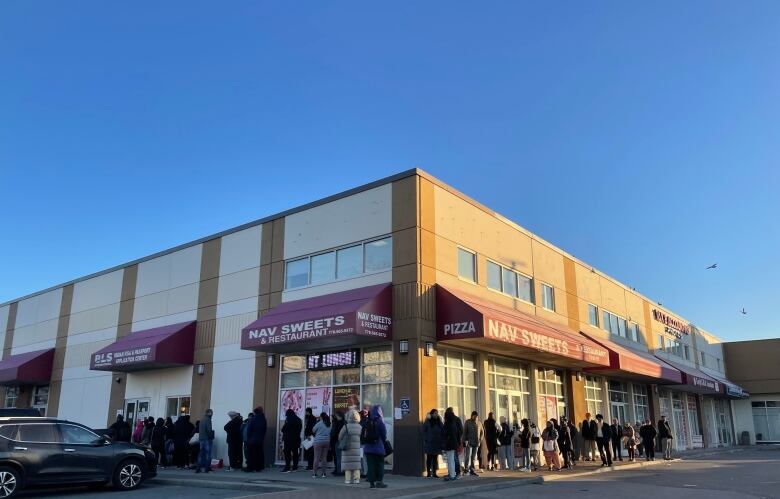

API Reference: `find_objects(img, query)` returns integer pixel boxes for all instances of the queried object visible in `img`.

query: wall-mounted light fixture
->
[196,364,206,375]
[399,340,409,355]
[424,341,434,357]
[575,371,582,381]
[267,354,276,368]
[115,377,122,384]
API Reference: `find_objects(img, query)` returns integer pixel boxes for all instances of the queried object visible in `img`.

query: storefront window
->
[166,396,191,420]
[609,381,629,422]
[488,357,530,428]
[537,368,566,421]
[437,349,478,421]
[585,376,604,417]
[3,387,18,409]
[687,394,700,439]
[752,401,780,442]
[632,384,649,423]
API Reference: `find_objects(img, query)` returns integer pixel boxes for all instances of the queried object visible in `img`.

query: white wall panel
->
[284,184,392,259]
[135,245,202,298]
[0,306,8,352]
[68,304,121,338]
[219,226,262,276]
[64,327,118,369]
[209,343,256,463]
[217,268,260,307]
[131,310,198,332]
[282,271,391,302]
[70,270,123,314]
[124,366,193,419]
[11,321,58,355]
[58,368,113,429]
[15,288,62,328]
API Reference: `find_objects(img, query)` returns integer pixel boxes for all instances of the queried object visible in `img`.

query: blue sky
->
[1,1,778,341]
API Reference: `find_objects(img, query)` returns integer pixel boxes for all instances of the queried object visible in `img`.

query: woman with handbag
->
[338,409,363,484]
[362,405,388,489]
[541,421,560,471]
[623,422,637,462]
[529,422,541,471]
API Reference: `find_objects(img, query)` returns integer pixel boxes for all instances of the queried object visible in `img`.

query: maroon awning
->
[654,356,723,395]
[90,321,196,372]
[0,348,55,385]
[436,286,610,368]
[582,332,683,384]
[241,283,392,353]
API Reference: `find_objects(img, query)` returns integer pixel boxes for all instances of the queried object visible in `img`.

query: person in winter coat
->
[441,407,462,482]
[580,412,597,461]
[541,421,560,471]
[557,416,573,469]
[140,417,154,447]
[303,408,316,470]
[330,411,346,476]
[463,411,484,476]
[529,422,542,471]
[515,418,531,471]
[311,412,332,478]
[338,409,363,484]
[610,418,623,461]
[640,419,658,461]
[454,414,464,477]
[241,413,253,464]
[422,409,444,478]
[484,413,499,471]
[196,409,215,473]
[497,416,513,470]
[634,421,644,457]
[623,422,637,461]
[151,418,167,467]
[164,417,175,463]
[595,414,613,467]
[132,418,144,443]
[108,414,131,442]
[658,416,674,460]
[281,409,303,472]
[224,411,244,471]
[362,405,388,489]
[245,407,267,472]
[172,415,195,469]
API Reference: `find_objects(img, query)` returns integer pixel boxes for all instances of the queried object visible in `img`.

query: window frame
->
[485,259,534,304]
[588,304,599,327]
[457,247,478,283]
[540,283,555,311]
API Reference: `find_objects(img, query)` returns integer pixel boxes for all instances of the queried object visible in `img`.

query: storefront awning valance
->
[435,286,610,368]
[90,321,197,372]
[581,332,683,384]
[0,348,55,386]
[654,356,724,395]
[241,283,393,353]
[709,372,749,399]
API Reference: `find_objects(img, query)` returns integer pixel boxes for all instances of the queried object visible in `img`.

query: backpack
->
[361,419,379,445]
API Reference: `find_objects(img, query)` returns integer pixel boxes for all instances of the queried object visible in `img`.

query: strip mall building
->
[0,169,748,474]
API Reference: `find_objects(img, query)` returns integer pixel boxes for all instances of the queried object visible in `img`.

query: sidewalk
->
[151,446,751,499]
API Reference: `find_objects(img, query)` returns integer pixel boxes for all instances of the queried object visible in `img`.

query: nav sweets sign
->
[485,318,608,363]
[246,313,391,346]
[92,347,153,369]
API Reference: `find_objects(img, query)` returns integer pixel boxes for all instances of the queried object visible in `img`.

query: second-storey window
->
[588,304,599,327]
[487,261,534,303]
[457,248,477,282]
[541,283,555,311]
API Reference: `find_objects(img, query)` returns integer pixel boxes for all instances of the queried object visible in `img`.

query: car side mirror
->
[94,437,110,446]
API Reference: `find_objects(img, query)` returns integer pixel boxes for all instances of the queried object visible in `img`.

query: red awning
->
[90,321,196,372]
[0,348,55,385]
[436,286,610,368]
[581,332,683,383]
[241,283,393,353]
[654,356,723,395]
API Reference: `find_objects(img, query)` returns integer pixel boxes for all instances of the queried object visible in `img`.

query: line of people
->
[421,408,677,480]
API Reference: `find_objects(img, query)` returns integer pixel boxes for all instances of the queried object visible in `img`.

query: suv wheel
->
[113,459,144,490]
[0,466,20,498]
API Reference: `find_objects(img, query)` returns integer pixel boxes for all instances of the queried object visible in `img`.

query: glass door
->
[610,402,628,424]
[124,398,151,435]
[672,395,688,450]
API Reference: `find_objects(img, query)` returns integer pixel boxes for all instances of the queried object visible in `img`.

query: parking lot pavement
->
[17,482,282,499]
[460,447,780,499]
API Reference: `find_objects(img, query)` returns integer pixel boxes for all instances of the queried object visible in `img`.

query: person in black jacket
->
[610,418,623,461]
[303,408,316,470]
[423,409,444,477]
[658,416,674,460]
[557,416,573,469]
[224,411,244,470]
[595,414,613,466]
[497,416,513,470]
[639,419,657,461]
[567,418,579,465]
[580,413,597,461]
[484,412,499,471]
[151,418,167,467]
[245,407,267,472]
[330,411,346,476]
[172,415,195,469]
[108,414,131,442]
[281,409,303,472]
[442,408,462,481]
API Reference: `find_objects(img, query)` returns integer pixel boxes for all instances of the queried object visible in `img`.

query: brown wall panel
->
[47,284,74,416]
[106,265,138,426]
[190,238,221,418]
[563,257,580,331]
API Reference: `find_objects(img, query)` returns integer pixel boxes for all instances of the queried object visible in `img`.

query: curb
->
[151,477,305,492]
[393,477,543,499]
[539,457,679,482]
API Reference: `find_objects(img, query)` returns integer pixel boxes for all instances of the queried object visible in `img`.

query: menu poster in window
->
[333,385,360,412]
[280,389,305,420]
[536,395,558,422]
[305,387,332,415]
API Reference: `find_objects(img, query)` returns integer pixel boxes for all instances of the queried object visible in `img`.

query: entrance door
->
[124,398,151,437]
[495,392,523,429]
[672,397,687,451]
[610,402,628,424]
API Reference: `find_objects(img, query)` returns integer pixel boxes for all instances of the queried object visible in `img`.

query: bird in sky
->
[741,308,747,315]
[706,263,718,269]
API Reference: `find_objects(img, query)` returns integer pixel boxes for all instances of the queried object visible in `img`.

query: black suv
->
[0,417,157,497]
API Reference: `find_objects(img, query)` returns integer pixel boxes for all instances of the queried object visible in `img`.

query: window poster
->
[305,386,332,415]
[333,385,361,413]
[537,395,559,423]
[280,389,305,420]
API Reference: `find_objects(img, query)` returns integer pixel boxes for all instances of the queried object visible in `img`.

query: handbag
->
[383,439,393,457]
[189,433,199,445]
[338,427,350,450]
[302,436,314,451]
